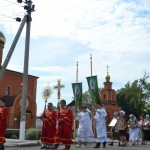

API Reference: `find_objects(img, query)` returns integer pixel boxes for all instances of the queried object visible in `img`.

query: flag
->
[86,75,100,104]
[72,82,82,110]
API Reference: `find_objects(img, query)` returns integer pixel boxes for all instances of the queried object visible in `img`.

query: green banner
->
[72,82,82,110]
[86,75,100,104]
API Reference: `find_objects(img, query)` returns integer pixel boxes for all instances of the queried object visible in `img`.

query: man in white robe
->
[93,102,107,148]
[75,105,94,148]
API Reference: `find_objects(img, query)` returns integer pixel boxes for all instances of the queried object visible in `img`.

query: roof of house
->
[6,69,39,79]
[67,100,75,106]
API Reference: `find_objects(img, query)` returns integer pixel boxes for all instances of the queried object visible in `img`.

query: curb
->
[5,140,40,147]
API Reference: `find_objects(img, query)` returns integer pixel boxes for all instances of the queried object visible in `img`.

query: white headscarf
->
[119,110,125,116]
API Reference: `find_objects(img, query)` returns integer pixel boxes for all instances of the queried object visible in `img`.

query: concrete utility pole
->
[0,0,35,141]
[19,0,35,141]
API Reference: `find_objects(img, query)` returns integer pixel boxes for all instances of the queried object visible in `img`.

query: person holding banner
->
[40,103,57,149]
[0,98,8,150]
[93,102,107,148]
[75,104,94,148]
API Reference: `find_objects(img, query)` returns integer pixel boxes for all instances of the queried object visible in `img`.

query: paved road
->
[5,143,150,150]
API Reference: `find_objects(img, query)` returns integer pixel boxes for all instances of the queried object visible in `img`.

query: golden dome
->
[106,74,110,82]
[0,31,6,47]
[106,65,110,81]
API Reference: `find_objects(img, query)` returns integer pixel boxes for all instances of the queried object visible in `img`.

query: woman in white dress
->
[128,114,140,146]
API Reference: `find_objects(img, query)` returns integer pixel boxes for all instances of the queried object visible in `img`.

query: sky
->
[0,0,150,115]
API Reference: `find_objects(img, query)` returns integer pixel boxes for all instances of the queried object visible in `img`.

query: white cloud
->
[1,0,150,115]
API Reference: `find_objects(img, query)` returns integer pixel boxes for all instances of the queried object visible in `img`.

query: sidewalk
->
[5,138,112,147]
[5,139,41,147]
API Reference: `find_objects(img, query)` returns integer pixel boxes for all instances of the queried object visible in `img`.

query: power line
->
[0,4,12,7]
[4,0,21,7]
[0,13,12,18]
[0,19,13,22]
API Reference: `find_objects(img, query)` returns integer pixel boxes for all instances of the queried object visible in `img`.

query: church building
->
[100,67,121,126]
[0,31,38,129]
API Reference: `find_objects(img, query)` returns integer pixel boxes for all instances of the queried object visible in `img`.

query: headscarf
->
[119,110,125,116]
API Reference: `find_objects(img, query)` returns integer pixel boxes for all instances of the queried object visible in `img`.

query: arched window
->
[5,87,10,96]
[104,94,106,100]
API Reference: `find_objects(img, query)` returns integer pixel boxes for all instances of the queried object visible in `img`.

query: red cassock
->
[54,107,73,145]
[0,107,8,144]
[40,109,57,144]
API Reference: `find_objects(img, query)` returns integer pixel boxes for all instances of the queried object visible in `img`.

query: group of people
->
[40,100,108,149]
[75,101,107,148]
[40,100,150,149]
[40,99,73,150]
[0,97,150,150]
[109,110,150,147]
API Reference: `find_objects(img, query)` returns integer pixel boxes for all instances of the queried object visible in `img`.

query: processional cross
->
[53,79,65,102]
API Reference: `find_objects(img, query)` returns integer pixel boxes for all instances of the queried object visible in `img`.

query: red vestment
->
[55,107,73,145]
[0,107,8,144]
[40,109,57,144]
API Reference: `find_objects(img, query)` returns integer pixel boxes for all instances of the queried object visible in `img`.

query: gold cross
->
[53,79,65,101]
[106,65,109,75]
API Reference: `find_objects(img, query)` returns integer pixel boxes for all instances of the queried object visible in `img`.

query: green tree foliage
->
[82,88,101,104]
[82,91,91,103]
[25,128,40,140]
[116,72,150,118]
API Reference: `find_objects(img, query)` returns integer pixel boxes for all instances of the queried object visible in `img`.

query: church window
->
[5,87,10,96]
[104,94,106,100]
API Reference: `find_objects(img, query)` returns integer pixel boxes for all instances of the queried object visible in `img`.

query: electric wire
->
[0,0,25,22]
[4,0,21,7]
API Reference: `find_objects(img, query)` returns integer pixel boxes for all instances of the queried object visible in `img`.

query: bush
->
[25,128,40,140]
[11,134,18,139]
[5,130,19,139]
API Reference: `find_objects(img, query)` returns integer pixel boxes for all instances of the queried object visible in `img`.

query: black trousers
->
[0,144,4,150]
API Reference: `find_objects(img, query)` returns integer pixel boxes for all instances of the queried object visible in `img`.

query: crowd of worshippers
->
[1,98,150,150]
[39,100,150,149]
[109,111,150,147]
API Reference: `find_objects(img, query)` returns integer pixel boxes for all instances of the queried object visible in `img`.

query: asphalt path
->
[5,142,150,150]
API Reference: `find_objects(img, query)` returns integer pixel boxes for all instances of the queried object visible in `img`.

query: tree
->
[116,72,150,118]
[82,88,101,103]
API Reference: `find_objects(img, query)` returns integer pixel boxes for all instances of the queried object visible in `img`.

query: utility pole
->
[19,0,35,141]
[0,0,35,140]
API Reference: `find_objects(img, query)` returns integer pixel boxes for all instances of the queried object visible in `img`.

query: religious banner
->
[86,75,100,104]
[72,82,82,109]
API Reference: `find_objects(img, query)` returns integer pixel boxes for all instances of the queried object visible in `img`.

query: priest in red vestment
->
[40,102,57,149]
[54,99,73,150]
[0,98,8,150]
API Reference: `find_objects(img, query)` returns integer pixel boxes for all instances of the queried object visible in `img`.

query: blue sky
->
[0,0,150,115]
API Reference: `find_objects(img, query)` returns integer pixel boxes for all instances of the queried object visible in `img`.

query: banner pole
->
[74,61,78,140]
[90,54,96,136]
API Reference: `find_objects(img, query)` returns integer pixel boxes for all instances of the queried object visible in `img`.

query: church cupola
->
[0,31,6,47]
[105,65,110,82]
[104,65,112,89]
[0,31,6,68]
